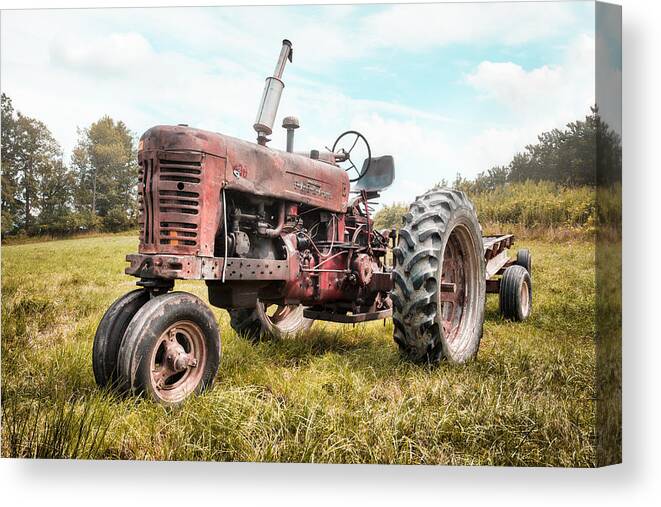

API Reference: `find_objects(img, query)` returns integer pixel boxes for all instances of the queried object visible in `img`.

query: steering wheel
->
[331,130,371,183]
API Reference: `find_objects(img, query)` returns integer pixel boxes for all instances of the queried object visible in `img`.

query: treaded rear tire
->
[499,265,532,321]
[392,188,486,364]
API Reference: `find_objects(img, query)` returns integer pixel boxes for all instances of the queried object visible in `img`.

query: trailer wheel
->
[516,248,532,275]
[499,265,532,321]
[117,292,220,405]
[229,301,312,342]
[93,289,150,388]
[392,189,486,364]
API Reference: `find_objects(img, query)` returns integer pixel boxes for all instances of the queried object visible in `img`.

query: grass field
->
[1,234,596,465]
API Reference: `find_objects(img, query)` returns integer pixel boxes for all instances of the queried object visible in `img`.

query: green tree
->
[1,96,63,234]
[1,93,20,235]
[36,158,77,235]
[507,106,620,186]
[72,116,138,231]
[373,202,408,231]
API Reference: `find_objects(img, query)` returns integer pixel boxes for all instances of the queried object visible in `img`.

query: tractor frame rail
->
[482,234,518,293]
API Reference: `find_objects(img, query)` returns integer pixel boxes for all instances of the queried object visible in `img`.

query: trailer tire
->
[229,301,312,342]
[499,265,532,321]
[93,289,150,389]
[117,292,221,405]
[392,188,486,364]
[516,248,532,275]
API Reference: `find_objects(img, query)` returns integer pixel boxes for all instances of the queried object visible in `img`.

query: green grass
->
[1,234,596,465]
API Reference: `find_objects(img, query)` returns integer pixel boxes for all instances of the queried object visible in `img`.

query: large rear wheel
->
[392,189,486,364]
[229,301,312,342]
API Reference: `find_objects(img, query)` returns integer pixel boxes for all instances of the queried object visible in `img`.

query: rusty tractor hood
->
[138,125,349,214]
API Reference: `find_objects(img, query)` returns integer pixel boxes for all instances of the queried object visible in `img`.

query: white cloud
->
[50,32,154,76]
[467,62,565,111]
[461,35,596,180]
[466,35,595,121]
[361,2,579,51]
[0,5,596,207]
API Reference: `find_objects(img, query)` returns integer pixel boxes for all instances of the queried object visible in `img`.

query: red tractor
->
[93,40,532,404]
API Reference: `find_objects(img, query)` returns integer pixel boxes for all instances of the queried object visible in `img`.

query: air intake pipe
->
[253,39,293,146]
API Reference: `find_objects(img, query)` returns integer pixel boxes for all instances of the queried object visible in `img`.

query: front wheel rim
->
[149,320,207,403]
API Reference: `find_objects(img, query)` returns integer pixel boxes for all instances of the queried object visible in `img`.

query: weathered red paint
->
[224,133,349,213]
[138,126,224,257]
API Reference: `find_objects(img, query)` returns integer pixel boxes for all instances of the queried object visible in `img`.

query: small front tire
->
[117,292,221,405]
[93,289,150,388]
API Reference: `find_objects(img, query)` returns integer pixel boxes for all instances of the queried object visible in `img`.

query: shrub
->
[102,207,134,232]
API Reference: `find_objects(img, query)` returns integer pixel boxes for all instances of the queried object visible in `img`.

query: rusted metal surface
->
[130,114,396,318]
[304,308,392,323]
[352,253,373,286]
[137,126,349,260]
[126,253,289,281]
[440,232,467,342]
[224,134,349,213]
[138,128,224,257]
[150,320,207,403]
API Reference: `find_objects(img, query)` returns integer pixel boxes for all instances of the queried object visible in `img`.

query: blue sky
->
[1,1,597,204]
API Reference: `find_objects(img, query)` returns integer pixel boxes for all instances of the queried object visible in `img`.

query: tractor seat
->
[352,155,395,193]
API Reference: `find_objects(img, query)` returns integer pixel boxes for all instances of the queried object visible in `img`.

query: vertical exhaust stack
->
[254,39,293,146]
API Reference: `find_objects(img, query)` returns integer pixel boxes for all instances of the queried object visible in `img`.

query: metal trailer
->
[483,234,532,321]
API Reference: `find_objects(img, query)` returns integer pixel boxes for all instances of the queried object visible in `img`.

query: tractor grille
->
[138,151,203,254]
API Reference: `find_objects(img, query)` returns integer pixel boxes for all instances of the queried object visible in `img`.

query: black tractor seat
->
[351,155,395,196]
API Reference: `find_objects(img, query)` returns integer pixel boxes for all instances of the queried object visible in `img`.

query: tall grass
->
[375,181,620,240]
[2,234,596,465]
[471,181,596,230]
[1,392,116,459]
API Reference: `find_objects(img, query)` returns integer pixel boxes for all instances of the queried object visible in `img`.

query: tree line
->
[452,106,621,195]
[1,93,139,237]
[374,107,622,231]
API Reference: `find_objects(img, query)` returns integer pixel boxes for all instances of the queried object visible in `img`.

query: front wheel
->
[117,292,221,405]
[229,300,312,342]
[392,189,486,364]
[93,289,150,388]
